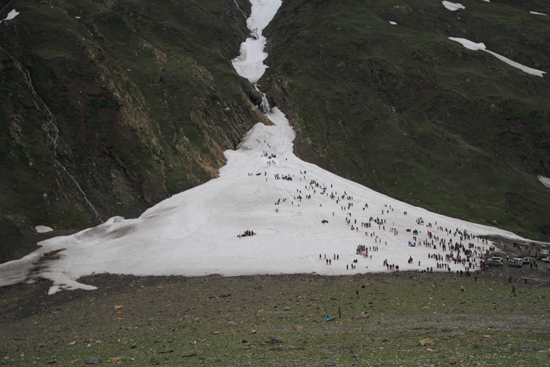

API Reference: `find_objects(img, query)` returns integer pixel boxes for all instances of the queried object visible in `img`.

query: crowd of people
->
[244,138,501,276]
[237,230,256,238]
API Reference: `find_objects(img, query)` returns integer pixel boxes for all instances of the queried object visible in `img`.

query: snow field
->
[0,0,542,296]
[0,105,530,294]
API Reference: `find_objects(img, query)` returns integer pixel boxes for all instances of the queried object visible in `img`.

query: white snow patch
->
[232,0,282,83]
[36,226,54,234]
[450,38,486,51]
[449,37,546,77]
[482,0,490,2]
[0,9,19,24]
[530,11,547,16]
[0,0,542,295]
[389,21,397,25]
[442,1,465,11]
[539,176,550,189]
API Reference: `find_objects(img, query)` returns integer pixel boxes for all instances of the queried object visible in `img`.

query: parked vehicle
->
[509,258,523,267]
[542,257,550,263]
[523,257,530,264]
[487,259,503,266]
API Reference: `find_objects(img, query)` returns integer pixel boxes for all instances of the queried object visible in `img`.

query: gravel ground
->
[1,259,549,366]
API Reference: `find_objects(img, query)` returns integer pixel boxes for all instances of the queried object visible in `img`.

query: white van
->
[509,258,523,267]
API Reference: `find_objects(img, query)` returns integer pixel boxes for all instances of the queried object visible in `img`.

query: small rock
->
[108,357,123,363]
[182,352,197,358]
[449,358,459,364]
[219,293,231,298]
[228,321,237,326]
[324,360,336,366]
[284,306,290,311]
[159,349,173,354]
[242,339,249,343]
[268,336,284,344]
[419,338,435,346]
[48,359,58,364]
[84,357,103,364]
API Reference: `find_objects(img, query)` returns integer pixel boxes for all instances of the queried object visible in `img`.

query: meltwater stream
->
[231,0,282,113]
[231,0,281,114]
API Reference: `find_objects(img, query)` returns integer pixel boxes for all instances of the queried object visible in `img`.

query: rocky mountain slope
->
[262,0,550,240]
[0,0,268,261]
[0,0,549,262]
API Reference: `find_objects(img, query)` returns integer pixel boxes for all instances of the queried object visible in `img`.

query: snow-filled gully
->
[0,0,544,295]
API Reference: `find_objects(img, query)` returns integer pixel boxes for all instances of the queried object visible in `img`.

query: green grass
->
[1,265,549,366]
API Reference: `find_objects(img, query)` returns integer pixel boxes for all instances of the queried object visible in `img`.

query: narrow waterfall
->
[233,0,248,20]
[254,83,271,113]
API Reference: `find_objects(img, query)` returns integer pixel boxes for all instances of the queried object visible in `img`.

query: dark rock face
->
[0,216,25,263]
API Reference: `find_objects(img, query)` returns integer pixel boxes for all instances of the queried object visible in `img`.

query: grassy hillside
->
[262,0,550,240]
[0,0,268,261]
